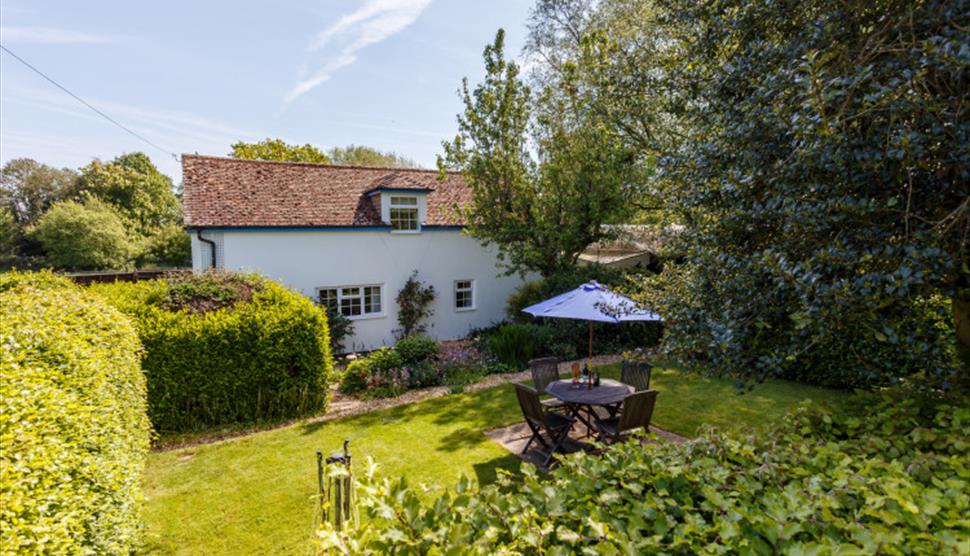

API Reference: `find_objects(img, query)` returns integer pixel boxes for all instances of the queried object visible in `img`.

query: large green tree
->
[440,29,639,276]
[588,0,968,381]
[328,145,419,168]
[76,153,181,236]
[0,158,78,227]
[0,158,79,257]
[230,138,332,164]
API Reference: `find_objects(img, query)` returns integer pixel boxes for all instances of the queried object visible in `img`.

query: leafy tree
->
[617,0,968,381]
[230,138,332,164]
[76,153,180,236]
[138,221,191,268]
[328,145,420,168]
[0,158,78,227]
[0,207,18,263]
[440,29,638,276]
[32,198,134,270]
[0,158,78,256]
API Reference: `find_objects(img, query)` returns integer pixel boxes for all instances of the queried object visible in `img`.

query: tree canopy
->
[76,153,181,236]
[440,29,640,276]
[328,145,419,168]
[230,138,332,164]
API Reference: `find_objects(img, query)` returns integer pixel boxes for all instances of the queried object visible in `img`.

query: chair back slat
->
[618,389,658,433]
[514,383,547,427]
[620,360,652,391]
[529,357,560,395]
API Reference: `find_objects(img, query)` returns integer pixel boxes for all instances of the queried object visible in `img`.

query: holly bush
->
[317,391,969,554]
[91,272,332,432]
[0,271,151,554]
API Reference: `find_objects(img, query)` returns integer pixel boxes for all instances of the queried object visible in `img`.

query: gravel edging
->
[155,354,624,452]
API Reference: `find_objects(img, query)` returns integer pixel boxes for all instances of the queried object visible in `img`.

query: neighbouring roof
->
[182,155,470,228]
[580,224,683,258]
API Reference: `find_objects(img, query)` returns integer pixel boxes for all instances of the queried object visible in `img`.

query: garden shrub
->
[340,359,372,394]
[394,335,439,365]
[91,271,332,432]
[487,323,535,369]
[0,271,151,554]
[339,338,508,397]
[318,390,970,554]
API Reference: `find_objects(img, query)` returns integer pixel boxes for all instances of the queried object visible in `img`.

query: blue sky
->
[0,1,533,181]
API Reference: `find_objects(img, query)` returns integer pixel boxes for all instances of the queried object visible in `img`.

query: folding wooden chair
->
[529,357,566,412]
[595,389,658,444]
[620,360,652,392]
[513,383,575,466]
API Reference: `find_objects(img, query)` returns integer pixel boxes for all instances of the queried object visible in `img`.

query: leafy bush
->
[394,335,439,365]
[322,305,355,354]
[318,391,970,554]
[91,272,332,431]
[0,271,151,554]
[487,323,535,369]
[138,221,191,268]
[340,358,371,394]
[31,198,134,270]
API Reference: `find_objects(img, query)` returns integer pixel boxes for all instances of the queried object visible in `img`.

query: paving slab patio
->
[486,419,687,468]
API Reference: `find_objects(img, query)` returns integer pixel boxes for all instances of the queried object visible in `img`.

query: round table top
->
[546,378,633,406]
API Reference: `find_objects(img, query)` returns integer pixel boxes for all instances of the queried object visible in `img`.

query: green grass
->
[142,363,852,555]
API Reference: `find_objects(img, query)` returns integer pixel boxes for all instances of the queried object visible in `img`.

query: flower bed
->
[340,337,511,398]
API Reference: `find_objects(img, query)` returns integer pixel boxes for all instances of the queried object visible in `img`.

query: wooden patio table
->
[545,379,634,437]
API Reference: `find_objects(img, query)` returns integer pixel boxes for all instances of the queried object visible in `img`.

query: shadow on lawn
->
[297,382,523,445]
[472,453,522,486]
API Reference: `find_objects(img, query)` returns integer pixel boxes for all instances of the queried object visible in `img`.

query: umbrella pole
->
[588,321,593,367]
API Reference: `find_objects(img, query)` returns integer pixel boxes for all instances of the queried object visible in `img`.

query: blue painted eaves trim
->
[422,225,464,231]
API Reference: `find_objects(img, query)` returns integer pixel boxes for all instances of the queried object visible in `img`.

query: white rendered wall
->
[193,230,529,352]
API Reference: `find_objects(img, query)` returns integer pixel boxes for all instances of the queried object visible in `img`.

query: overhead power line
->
[0,43,181,162]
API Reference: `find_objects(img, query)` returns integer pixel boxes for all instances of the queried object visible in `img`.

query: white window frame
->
[454,279,475,312]
[389,195,420,233]
[316,284,385,320]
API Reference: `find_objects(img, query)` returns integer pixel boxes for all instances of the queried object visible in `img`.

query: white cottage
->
[182,155,526,352]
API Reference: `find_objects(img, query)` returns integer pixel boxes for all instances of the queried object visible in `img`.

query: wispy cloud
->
[2,87,260,156]
[0,26,115,44]
[284,0,432,103]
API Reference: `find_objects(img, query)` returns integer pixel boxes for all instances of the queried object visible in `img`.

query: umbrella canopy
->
[522,281,662,323]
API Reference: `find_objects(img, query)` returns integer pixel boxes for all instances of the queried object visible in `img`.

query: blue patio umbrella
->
[522,281,662,364]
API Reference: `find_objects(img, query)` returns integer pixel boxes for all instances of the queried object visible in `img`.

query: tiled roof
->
[182,155,470,228]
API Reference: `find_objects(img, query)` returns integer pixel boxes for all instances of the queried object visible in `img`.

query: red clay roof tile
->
[182,155,470,228]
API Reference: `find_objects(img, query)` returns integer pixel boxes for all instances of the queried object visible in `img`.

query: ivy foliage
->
[0,271,151,554]
[91,272,333,431]
[317,391,969,554]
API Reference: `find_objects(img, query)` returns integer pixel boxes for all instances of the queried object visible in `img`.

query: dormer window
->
[389,196,419,231]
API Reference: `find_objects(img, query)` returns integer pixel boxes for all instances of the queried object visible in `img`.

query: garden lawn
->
[142,363,852,555]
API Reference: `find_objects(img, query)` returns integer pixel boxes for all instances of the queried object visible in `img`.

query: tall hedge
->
[0,271,151,554]
[92,272,333,432]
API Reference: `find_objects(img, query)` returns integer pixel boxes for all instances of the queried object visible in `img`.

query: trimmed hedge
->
[91,272,333,432]
[318,390,970,554]
[0,271,151,554]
